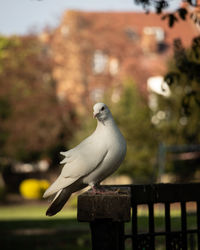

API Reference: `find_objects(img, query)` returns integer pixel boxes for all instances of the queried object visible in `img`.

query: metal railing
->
[78,183,200,250]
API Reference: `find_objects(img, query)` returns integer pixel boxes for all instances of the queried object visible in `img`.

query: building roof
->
[62,11,199,48]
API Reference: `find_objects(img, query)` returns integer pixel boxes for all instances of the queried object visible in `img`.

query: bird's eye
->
[101,106,105,111]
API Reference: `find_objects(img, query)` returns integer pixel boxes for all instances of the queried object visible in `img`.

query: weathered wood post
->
[77,186,131,250]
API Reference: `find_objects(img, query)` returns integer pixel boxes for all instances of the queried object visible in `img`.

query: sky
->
[0,0,181,35]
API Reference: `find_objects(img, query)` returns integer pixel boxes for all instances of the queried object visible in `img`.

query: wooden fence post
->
[77,186,131,250]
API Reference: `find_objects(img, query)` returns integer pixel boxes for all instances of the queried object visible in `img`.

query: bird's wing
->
[60,134,94,164]
[60,138,108,179]
[43,175,77,198]
[44,134,108,198]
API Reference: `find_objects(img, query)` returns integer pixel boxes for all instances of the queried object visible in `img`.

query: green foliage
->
[134,0,194,27]
[153,38,200,180]
[165,38,200,116]
[68,110,96,149]
[107,80,158,183]
[157,38,200,145]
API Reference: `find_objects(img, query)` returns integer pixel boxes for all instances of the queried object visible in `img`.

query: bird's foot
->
[90,185,104,194]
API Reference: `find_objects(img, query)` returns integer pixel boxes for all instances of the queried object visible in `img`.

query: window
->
[125,27,138,40]
[143,27,165,42]
[109,58,119,75]
[92,50,108,74]
[61,25,69,37]
[91,88,104,102]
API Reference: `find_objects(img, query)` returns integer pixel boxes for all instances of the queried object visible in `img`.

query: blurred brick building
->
[40,10,199,112]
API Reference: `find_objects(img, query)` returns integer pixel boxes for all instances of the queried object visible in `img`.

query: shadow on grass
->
[0,219,91,250]
[0,213,197,250]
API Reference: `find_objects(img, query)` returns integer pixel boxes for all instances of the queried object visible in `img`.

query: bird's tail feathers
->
[46,188,72,216]
[45,180,87,216]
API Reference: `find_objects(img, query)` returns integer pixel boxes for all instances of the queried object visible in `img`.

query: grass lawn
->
[0,202,198,250]
[0,203,91,250]
[0,203,77,220]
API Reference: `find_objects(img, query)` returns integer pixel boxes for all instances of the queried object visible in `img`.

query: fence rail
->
[78,183,200,250]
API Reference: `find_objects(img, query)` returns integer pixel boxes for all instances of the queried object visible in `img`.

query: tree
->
[150,37,200,181]
[155,37,200,144]
[0,35,76,163]
[109,80,159,183]
[134,0,200,27]
[164,37,200,116]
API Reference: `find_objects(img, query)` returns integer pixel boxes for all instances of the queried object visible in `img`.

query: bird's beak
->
[93,112,99,118]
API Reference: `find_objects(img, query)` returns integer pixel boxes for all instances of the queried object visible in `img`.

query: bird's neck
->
[97,116,115,129]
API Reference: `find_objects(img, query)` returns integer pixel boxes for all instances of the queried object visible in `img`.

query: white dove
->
[43,102,126,216]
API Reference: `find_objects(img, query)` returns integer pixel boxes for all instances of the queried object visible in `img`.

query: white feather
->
[43,102,126,216]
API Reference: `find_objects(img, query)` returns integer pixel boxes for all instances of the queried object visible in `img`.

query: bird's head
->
[93,103,111,123]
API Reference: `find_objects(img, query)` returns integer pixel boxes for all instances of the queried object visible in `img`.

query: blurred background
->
[0,0,200,249]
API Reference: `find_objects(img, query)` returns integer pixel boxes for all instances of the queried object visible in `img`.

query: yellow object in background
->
[19,179,50,199]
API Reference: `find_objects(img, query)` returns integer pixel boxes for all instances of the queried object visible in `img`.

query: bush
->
[19,179,49,200]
